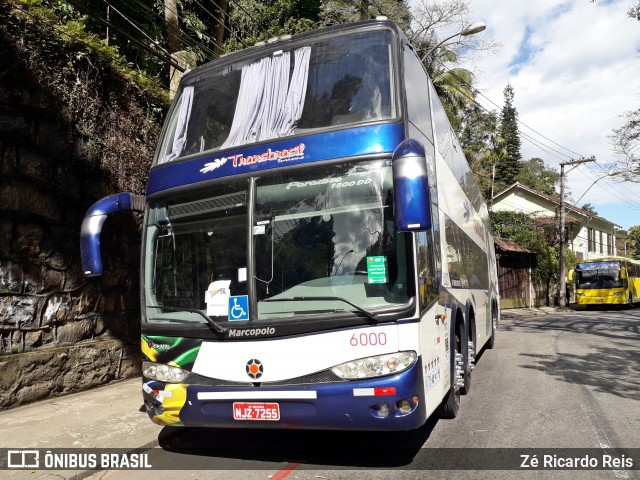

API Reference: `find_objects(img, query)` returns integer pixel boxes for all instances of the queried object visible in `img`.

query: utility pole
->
[360,0,369,20]
[558,157,595,308]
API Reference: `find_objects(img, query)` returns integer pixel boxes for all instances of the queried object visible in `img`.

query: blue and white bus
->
[81,18,499,430]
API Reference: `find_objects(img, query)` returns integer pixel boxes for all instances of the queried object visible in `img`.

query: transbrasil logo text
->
[200,143,306,174]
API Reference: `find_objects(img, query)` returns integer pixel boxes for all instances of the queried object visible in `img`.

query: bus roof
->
[180,18,403,85]
[577,256,640,265]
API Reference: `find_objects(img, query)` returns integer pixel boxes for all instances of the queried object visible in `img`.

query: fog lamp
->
[397,399,412,414]
[375,403,390,418]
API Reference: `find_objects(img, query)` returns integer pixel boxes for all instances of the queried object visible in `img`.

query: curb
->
[500,307,565,318]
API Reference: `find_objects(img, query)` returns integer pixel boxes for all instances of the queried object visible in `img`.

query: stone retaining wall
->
[0,339,140,407]
[0,7,164,409]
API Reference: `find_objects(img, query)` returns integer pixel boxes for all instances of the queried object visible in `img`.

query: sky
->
[449,0,640,230]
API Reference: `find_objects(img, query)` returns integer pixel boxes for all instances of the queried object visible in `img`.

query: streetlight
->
[421,22,487,63]
[572,170,617,208]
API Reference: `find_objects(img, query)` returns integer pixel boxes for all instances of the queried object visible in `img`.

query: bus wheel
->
[438,325,462,419]
[627,294,634,309]
[461,336,473,395]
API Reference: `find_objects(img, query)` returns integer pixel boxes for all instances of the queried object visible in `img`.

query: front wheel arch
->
[438,312,464,419]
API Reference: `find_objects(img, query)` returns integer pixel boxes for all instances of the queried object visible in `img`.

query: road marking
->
[580,401,629,479]
[270,462,301,480]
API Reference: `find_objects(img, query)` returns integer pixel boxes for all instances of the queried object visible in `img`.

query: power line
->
[124,0,219,59]
[227,0,269,36]
[571,165,640,210]
[475,90,582,160]
[435,55,586,161]
[7,1,181,72]
[584,162,640,205]
[64,0,186,71]
[432,55,640,215]
[190,0,248,49]
[102,1,174,57]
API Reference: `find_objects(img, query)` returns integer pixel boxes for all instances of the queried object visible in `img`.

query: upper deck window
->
[156,30,396,165]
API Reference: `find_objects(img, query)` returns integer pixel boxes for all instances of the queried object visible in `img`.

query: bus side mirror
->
[621,268,628,279]
[80,192,145,277]
[392,139,431,232]
[567,269,574,282]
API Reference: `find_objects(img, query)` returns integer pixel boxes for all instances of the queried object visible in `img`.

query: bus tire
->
[460,320,472,395]
[627,294,634,309]
[438,322,462,419]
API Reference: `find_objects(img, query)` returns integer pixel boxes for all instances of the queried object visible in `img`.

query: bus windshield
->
[575,261,623,289]
[143,160,411,326]
[155,29,396,165]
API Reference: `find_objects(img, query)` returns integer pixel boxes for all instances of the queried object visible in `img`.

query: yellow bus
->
[570,256,640,308]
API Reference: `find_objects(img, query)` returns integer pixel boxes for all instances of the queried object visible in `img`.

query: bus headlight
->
[613,292,623,296]
[143,361,188,383]
[331,351,417,379]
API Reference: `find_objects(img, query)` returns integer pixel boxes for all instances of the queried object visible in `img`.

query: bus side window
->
[417,231,437,310]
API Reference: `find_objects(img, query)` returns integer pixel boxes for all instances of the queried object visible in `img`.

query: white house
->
[490,182,619,262]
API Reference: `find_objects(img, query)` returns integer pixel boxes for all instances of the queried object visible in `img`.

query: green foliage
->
[430,49,475,132]
[610,107,640,182]
[2,1,167,194]
[7,1,168,99]
[495,83,522,190]
[490,211,559,287]
[579,203,598,214]
[319,0,410,29]
[628,225,640,257]
[461,106,506,200]
[225,0,320,51]
[515,157,560,195]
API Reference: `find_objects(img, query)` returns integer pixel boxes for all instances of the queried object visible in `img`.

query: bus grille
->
[185,369,343,387]
[168,192,246,219]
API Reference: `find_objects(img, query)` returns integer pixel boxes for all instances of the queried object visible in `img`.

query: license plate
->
[233,402,280,421]
[596,299,603,303]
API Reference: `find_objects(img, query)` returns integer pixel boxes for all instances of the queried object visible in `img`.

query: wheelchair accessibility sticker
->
[229,295,249,321]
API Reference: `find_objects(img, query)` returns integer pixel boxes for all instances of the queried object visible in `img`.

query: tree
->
[607,1,640,180]
[224,0,320,51]
[430,49,476,131]
[460,106,505,200]
[579,203,598,214]
[408,0,498,74]
[628,226,640,257]
[515,157,560,195]
[407,0,499,130]
[490,211,561,303]
[320,0,410,29]
[610,107,640,181]
[494,83,522,191]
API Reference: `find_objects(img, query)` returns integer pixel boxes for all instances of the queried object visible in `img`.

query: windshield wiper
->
[147,305,227,333]
[263,296,378,322]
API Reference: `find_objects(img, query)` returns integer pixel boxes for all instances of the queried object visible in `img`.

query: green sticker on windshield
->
[367,256,388,284]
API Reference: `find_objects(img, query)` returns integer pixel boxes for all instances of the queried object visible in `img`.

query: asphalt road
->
[78,307,639,480]
[3,307,634,480]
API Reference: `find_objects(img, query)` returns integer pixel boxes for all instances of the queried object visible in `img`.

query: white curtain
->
[221,46,312,149]
[256,52,291,141]
[221,59,269,148]
[272,46,311,137]
[164,86,194,163]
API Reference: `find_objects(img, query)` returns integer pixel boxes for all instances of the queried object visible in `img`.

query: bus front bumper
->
[575,294,626,305]
[143,359,427,431]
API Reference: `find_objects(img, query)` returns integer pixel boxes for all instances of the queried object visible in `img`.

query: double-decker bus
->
[570,256,640,308]
[80,18,499,431]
